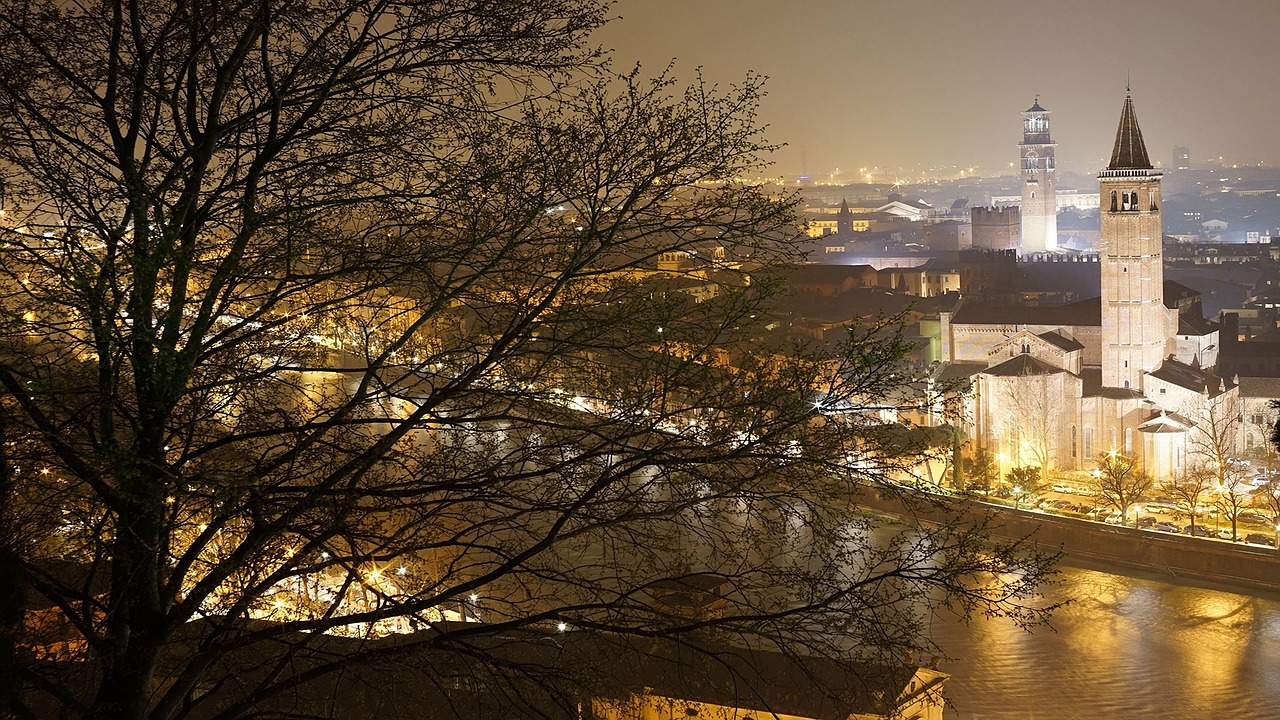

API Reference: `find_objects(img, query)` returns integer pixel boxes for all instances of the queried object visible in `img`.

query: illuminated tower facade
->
[1099,91,1166,390]
[1019,98,1057,253]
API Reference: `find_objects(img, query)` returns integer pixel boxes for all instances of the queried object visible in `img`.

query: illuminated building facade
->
[1019,98,1058,254]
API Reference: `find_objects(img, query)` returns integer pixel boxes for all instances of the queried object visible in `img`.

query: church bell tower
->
[1019,98,1057,254]
[1099,90,1166,390]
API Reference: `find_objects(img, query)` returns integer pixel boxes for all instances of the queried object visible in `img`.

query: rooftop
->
[950,296,1101,327]
[1147,356,1230,395]
[985,353,1065,377]
[1106,92,1153,171]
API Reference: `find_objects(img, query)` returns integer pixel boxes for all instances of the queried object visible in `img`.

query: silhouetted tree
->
[0,1,1055,718]
[960,447,1000,494]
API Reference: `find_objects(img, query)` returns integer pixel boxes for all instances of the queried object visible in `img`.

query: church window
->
[1123,380,1129,388]
[1124,428,1133,455]
[1030,192,1036,199]
[1110,191,1118,212]
[1084,427,1093,457]
[1071,426,1077,458]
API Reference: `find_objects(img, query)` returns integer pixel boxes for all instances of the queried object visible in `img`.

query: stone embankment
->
[859,490,1280,595]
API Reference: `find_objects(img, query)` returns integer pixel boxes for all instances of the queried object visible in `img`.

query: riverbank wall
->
[859,490,1280,595]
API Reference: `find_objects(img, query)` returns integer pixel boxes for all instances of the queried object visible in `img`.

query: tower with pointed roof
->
[1019,98,1058,254]
[1099,90,1170,390]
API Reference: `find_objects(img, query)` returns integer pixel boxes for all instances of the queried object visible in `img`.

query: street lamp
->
[1013,486,1023,510]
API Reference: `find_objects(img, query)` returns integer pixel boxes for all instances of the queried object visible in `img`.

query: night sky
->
[594,0,1280,181]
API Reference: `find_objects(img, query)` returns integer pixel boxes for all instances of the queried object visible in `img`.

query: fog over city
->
[597,0,1280,178]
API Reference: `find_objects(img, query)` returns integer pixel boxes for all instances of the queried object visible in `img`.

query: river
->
[932,561,1280,719]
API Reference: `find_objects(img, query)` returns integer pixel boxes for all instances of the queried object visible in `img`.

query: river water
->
[931,562,1280,719]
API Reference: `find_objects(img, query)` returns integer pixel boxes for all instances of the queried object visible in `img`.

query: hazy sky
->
[593,0,1280,181]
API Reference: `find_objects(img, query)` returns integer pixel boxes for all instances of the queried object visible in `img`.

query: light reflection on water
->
[932,564,1280,719]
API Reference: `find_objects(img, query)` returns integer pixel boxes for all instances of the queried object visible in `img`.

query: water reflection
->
[934,564,1280,718]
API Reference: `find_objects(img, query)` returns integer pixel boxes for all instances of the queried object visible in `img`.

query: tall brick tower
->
[1019,98,1058,254]
[1099,90,1166,390]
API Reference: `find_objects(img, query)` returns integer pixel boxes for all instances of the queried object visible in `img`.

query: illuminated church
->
[935,91,1234,481]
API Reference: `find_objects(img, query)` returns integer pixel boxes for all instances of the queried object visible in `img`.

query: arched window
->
[1110,191,1118,212]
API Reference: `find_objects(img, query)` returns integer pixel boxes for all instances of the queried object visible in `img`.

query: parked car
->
[1135,516,1157,529]
[1152,522,1181,533]
[1244,533,1277,547]
[1184,524,1215,538]
[1236,511,1270,525]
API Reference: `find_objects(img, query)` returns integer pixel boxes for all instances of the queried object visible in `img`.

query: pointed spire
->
[1108,91,1152,170]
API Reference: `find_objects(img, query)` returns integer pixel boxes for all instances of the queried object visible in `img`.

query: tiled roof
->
[1147,357,1228,395]
[984,354,1064,377]
[1138,411,1192,434]
[1037,330,1085,352]
[936,362,987,383]
[950,296,1101,327]
[1107,93,1153,170]
[1081,367,1103,397]
[1238,376,1280,399]
[1177,313,1217,336]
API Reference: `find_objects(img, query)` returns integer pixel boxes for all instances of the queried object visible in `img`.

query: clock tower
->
[1019,98,1058,254]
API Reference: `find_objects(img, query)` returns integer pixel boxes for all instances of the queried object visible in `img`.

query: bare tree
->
[1254,478,1280,541]
[1213,463,1254,541]
[1158,464,1215,535]
[0,2,1055,719]
[1091,453,1153,526]
[1187,388,1243,489]
[994,369,1062,477]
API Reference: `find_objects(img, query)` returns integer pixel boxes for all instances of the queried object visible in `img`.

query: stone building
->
[934,92,1223,481]
[971,205,1021,250]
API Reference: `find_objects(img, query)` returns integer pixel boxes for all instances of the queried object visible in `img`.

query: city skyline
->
[595,0,1280,179]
